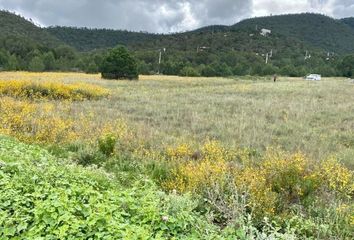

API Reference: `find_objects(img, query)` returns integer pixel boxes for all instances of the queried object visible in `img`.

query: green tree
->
[280,65,299,77]
[340,55,354,77]
[54,45,76,60]
[86,61,99,74]
[201,65,216,77]
[101,46,138,80]
[29,56,45,72]
[0,50,8,69]
[137,60,151,75]
[179,66,200,77]
[43,52,55,71]
[6,54,18,70]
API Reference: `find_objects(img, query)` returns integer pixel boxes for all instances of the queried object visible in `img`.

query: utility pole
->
[158,50,162,74]
[265,49,272,64]
[305,50,311,60]
[157,48,166,75]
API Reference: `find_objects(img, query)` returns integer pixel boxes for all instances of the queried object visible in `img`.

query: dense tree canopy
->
[101,46,138,80]
[340,55,354,78]
[0,11,354,77]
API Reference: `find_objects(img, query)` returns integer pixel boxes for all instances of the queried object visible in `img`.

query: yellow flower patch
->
[0,80,109,100]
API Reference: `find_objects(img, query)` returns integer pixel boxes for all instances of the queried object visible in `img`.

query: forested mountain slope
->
[233,14,354,54]
[47,14,354,55]
[1,10,353,77]
[0,10,63,49]
[342,17,354,31]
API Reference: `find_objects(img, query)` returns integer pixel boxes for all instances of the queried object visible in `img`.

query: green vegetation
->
[46,26,156,52]
[1,8,353,238]
[0,73,353,239]
[1,11,354,77]
[342,17,354,31]
[341,55,354,77]
[0,136,220,239]
[0,10,61,48]
[101,46,138,80]
[234,14,354,54]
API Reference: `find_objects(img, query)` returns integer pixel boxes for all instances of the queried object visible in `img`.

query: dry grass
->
[0,72,353,167]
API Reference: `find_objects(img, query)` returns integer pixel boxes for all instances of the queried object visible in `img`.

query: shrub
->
[74,146,107,167]
[0,98,128,144]
[161,142,354,237]
[0,80,109,100]
[101,46,138,80]
[98,134,117,156]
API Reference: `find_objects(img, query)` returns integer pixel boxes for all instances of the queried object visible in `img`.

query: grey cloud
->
[189,0,251,26]
[0,0,352,33]
[0,0,252,32]
[332,0,354,18]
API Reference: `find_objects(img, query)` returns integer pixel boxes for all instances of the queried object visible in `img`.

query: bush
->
[0,136,222,239]
[0,98,127,144]
[101,46,138,80]
[0,80,109,100]
[98,134,117,156]
[179,66,200,77]
[74,146,107,166]
[161,142,354,237]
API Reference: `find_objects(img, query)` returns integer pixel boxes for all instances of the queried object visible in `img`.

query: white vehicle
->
[305,74,321,81]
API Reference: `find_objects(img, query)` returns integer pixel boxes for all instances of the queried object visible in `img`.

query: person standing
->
[273,74,277,82]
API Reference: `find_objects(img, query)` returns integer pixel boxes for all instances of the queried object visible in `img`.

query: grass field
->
[0,72,353,239]
[2,72,352,165]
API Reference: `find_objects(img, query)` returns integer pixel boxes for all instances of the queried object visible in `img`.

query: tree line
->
[0,37,353,78]
[0,45,354,77]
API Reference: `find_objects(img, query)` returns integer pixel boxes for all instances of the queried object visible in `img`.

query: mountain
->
[233,14,354,54]
[46,13,354,55]
[0,11,353,77]
[0,10,62,48]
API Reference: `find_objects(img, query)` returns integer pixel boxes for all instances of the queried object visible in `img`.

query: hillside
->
[0,11,353,76]
[342,17,354,30]
[46,13,354,55]
[0,10,62,48]
[46,26,159,52]
[233,14,354,54]
[1,11,354,56]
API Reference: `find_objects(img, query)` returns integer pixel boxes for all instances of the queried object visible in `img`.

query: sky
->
[0,0,353,33]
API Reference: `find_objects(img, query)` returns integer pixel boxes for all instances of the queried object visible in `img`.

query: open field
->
[2,72,352,165]
[0,72,353,239]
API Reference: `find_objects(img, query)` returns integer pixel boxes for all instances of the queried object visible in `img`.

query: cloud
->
[0,0,352,33]
[0,0,251,32]
[331,0,354,18]
[252,0,354,19]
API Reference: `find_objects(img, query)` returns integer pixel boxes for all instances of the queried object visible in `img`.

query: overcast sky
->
[0,0,353,33]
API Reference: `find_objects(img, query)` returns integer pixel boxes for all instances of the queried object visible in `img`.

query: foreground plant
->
[161,142,354,239]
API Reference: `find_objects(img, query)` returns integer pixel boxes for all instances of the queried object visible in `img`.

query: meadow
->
[0,72,353,239]
[2,72,352,164]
